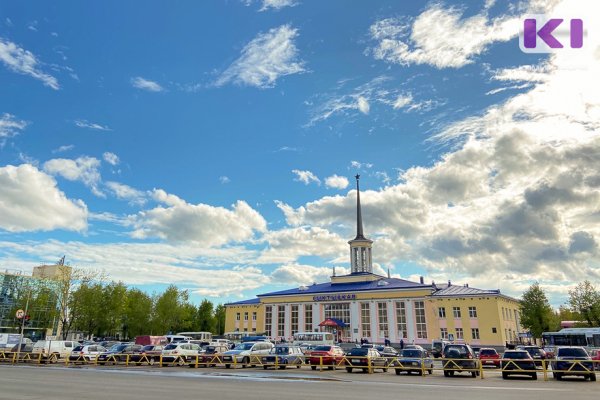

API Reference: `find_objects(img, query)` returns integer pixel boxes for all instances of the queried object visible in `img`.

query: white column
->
[370,302,378,342]
[299,304,305,333]
[387,300,396,343]
[312,302,321,331]
[285,304,291,340]
[350,301,360,342]
[405,300,416,342]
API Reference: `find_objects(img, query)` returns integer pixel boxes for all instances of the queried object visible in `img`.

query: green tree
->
[214,304,226,335]
[568,280,600,326]
[197,299,215,333]
[99,282,128,338]
[123,288,153,338]
[152,285,191,334]
[70,282,105,338]
[519,282,554,339]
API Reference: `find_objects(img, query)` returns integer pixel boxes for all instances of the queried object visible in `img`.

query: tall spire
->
[355,174,365,240]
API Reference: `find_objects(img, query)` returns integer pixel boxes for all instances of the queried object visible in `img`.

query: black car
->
[96,344,143,364]
[501,350,537,380]
[374,345,400,359]
[442,344,479,377]
[551,347,596,381]
[516,346,547,367]
[345,347,388,373]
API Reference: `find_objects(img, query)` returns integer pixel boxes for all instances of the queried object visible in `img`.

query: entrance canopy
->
[318,318,347,328]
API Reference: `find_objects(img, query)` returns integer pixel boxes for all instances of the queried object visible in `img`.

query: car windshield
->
[348,348,368,356]
[402,350,421,357]
[142,345,154,351]
[73,346,84,352]
[505,351,530,359]
[525,347,542,355]
[313,346,331,351]
[558,348,588,357]
[164,344,178,350]
[480,349,497,355]
[235,343,254,351]
[444,346,469,356]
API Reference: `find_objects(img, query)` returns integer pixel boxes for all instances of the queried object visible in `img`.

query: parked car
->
[161,343,201,365]
[345,347,388,373]
[479,348,501,368]
[261,345,304,369]
[32,340,78,361]
[222,341,274,368]
[431,339,451,358]
[442,344,479,377]
[189,344,229,367]
[501,350,537,380]
[308,345,345,370]
[394,348,433,375]
[471,346,482,358]
[551,347,596,381]
[68,345,106,362]
[374,345,400,359]
[300,343,319,356]
[96,344,144,364]
[517,346,547,367]
[129,345,164,365]
[590,349,600,361]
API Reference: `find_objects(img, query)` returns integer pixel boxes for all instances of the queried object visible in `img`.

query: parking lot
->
[0,363,596,400]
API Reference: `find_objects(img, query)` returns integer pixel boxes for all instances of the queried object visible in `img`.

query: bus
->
[223,331,251,343]
[542,327,600,348]
[175,332,212,344]
[292,332,335,346]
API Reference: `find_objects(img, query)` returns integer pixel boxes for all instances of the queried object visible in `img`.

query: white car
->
[161,343,201,365]
[68,345,106,362]
[222,341,274,368]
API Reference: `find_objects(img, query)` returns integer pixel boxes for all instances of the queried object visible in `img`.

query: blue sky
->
[1,0,599,307]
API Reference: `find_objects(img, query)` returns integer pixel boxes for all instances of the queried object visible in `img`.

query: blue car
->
[260,345,304,369]
[551,347,596,381]
[395,348,434,375]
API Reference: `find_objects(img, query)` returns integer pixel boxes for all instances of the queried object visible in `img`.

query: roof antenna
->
[387,268,390,279]
[333,266,336,277]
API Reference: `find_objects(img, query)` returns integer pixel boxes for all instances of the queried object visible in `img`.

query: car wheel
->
[225,364,231,369]
[382,368,388,373]
[531,373,537,380]
[297,365,301,369]
[428,369,433,375]
[502,372,508,379]
[362,368,368,373]
[263,366,268,370]
[449,371,454,377]
[149,358,155,366]
[279,365,286,370]
[416,370,422,376]
[444,370,449,377]
[589,374,596,382]
[243,356,249,366]
[311,365,316,370]
[554,373,562,380]
[395,369,401,375]
[346,367,352,373]
[471,371,477,378]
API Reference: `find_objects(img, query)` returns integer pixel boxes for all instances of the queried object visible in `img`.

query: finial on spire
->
[387,268,390,279]
[355,175,365,240]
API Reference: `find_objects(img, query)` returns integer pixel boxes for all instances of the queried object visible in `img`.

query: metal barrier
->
[438,357,482,378]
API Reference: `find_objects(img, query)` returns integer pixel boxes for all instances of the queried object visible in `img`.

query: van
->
[32,340,78,360]
[135,335,168,346]
[431,339,451,358]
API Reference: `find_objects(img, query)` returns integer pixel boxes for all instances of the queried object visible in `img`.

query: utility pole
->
[15,293,30,363]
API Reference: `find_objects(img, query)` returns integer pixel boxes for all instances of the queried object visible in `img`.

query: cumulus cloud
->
[106,181,146,206]
[216,24,305,88]
[102,152,119,166]
[368,1,558,69]
[0,38,59,89]
[292,169,320,185]
[131,76,164,92]
[325,174,349,190]
[52,144,74,154]
[271,264,340,285]
[43,156,103,196]
[220,176,231,184]
[0,114,27,146]
[0,164,87,232]
[74,119,111,131]
[131,189,267,246]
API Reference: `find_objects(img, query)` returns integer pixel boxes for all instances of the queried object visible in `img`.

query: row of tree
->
[520,280,600,338]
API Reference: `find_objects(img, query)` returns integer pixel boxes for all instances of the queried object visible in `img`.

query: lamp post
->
[15,294,30,362]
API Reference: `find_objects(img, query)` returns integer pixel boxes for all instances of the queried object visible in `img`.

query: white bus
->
[176,332,212,344]
[223,331,251,343]
[292,332,335,346]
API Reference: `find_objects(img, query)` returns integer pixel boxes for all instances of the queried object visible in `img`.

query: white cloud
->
[393,94,413,109]
[357,96,370,114]
[325,174,349,190]
[259,0,299,12]
[271,264,336,285]
[102,152,120,166]
[0,164,87,232]
[220,176,231,184]
[52,144,74,154]
[350,160,373,170]
[74,119,111,131]
[368,2,558,69]
[0,38,59,89]
[131,189,267,246]
[43,156,103,197]
[216,24,306,89]
[292,169,320,185]
[106,181,146,206]
[131,76,164,92]
[0,113,27,141]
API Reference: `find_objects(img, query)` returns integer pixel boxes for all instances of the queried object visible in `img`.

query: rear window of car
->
[402,349,421,357]
[348,348,368,356]
[444,345,469,356]
[164,344,178,350]
[314,346,332,351]
[505,351,530,359]
[480,349,497,355]
[557,348,588,357]
[525,347,542,355]
[142,345,154,351]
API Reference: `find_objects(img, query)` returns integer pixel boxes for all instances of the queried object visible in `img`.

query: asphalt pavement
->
[0,364,596,400]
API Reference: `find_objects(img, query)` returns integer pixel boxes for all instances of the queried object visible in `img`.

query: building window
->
[468,306,477,318]
[492,327,497,334]
[377,302,388,338]
[252,312,257,321]
[244,312,248,321]
[291,305,299,335]
[508,329,513,341]
[414,301,428,339]
[438,307,446,318]
[395,301,407,339]
[455,327,464,339]
[361,303,371,338]
[324,303,350,325]
[440,328,448,339]
[305,305,313,332]
[453,307,461,318]
[265,306,272,335]
[471,328,480,340]
[277,306,286,338]
[236,312,240,321]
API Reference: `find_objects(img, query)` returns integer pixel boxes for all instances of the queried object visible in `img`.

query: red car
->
[479,348,500,368]
[590,349,600,361]
[308,345,345,370]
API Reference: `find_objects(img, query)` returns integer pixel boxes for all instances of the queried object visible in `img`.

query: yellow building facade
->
[226,177,522,347]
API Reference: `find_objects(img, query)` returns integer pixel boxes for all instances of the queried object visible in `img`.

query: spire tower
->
[348,175,373,274]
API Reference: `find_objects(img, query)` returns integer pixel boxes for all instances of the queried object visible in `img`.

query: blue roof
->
[432,284,500,296]
[225,298,261,306]
[258,275,432,297]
